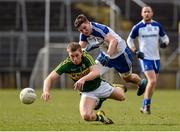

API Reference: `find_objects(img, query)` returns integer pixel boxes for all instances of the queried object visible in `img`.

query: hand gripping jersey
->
[80,22,127,59]
[55,51,101,92]
[127,20,169,60]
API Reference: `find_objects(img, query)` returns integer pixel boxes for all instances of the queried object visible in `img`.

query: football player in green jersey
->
[41,42,126,124]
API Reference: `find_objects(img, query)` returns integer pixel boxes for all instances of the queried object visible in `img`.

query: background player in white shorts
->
[74,14,147,97]
[41,42,126,124]
[127,6,169,114]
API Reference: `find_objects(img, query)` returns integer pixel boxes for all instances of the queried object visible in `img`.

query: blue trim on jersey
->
[130,22,146,39]
[80,22,109,42]
[139,59,160,73]
[130,20,166,39]
[80,33,87,41]
[97,47,133,73]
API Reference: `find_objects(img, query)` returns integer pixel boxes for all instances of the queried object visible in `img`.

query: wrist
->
[43,89,49,93]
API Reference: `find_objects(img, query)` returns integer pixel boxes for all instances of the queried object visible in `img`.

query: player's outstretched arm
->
[42,71,60,101]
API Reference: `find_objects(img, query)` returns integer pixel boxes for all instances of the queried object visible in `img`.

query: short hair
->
[74,14,89,29]
[142,5,153,12]
[67,42,82,52]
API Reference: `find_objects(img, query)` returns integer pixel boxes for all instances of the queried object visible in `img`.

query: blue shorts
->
[97,47,133,74]
[139,59,160,73]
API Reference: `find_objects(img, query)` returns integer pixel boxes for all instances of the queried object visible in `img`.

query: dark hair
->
[67,42,82,52]
[74,14,89,29]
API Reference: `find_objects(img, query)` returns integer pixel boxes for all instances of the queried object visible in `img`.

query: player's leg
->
[79,95,97,121]
[140,71,159,114]
[80,87,114,124]
[122,73,147,96]
[144,71,158,98]
[108,47,147,96]
[95,83,127,110]
[108,85,126,101]
[140,59,160,114]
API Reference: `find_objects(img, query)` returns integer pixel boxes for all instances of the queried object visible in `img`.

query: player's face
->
[141,7,153,22]
[68,50,82,65]
[77,22,92,36]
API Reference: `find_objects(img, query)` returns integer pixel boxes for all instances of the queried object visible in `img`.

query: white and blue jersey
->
[79,22,133,75]
[127,20,169,73]
[127,20,169,60]
[80,22,127,59]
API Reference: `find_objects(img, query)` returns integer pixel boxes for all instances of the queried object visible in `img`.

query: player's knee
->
[120,94,125,101]
[117,93,125,101]
[149,79,157,87]
[81,112,92,121]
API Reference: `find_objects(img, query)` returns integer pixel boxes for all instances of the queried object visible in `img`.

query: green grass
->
[0,89,180,131]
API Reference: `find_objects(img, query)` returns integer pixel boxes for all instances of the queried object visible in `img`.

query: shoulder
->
[132,21,146,31]
[55,57,71,70]
[91,22,109,34]
[92,22,107,29]
[151,20,163,27]
[83,51,96,65]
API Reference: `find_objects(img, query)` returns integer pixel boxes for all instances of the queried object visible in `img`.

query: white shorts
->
[80,81,114,100]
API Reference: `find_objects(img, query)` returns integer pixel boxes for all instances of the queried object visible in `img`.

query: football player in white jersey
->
[74,14,148,104]
[127,6,169,114]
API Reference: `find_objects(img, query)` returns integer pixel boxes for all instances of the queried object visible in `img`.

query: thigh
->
[109,87,125,101]
[79,95,96,116]
[81,81,114,99]
[144,70,157,82]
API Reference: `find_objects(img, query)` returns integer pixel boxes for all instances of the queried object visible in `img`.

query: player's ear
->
[79,48,83,53]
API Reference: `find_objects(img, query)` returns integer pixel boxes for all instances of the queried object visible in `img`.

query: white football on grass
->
[19,88,36,104]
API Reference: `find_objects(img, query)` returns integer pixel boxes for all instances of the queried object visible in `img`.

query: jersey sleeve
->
[158,23,166,37]
[92,22,109,38]
[129,25,139,39]
[55,58,70,75]
[101,25,109,36]
[80,33,87,42]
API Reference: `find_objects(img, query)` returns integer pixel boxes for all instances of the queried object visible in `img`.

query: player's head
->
[67,42,83,65]
[74,14,92,36]
[141,6,153,23]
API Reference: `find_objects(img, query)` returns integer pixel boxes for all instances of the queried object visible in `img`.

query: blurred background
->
[0,0,179,90]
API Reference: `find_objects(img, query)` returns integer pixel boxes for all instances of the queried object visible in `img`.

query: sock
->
[95,114,103,121]
[142,98,151,107]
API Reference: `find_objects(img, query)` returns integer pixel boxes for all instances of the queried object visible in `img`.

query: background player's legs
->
[141,70,159,114]
[144,70,158,98]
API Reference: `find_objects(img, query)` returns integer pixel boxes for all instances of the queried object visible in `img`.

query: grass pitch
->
[0,89,180,131]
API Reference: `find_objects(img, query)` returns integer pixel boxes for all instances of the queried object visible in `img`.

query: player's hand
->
[41,91,50,102]
[85,44,99,52]
[160,43,168,48]
[97,55,110,66]
[74,78,85,91]
[135,50,144,59]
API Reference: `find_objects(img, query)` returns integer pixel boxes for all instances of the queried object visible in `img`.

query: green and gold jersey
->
[55,51,101,92]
